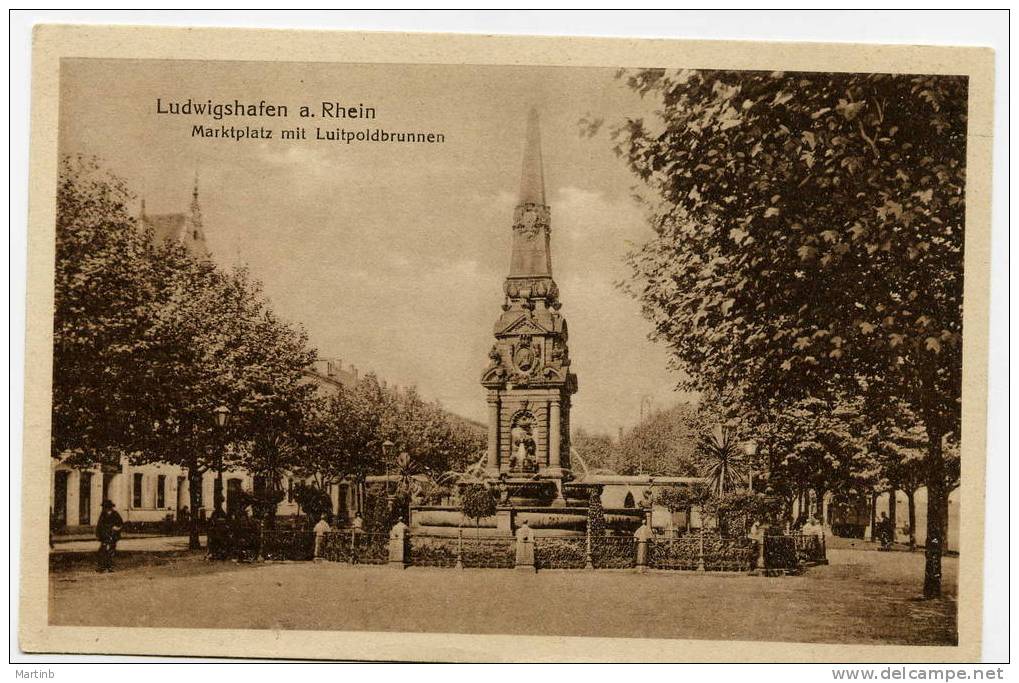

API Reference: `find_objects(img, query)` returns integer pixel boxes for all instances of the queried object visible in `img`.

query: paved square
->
[49,546,956,646]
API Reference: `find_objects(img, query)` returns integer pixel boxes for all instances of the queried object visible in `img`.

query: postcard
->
[20,24,994,662]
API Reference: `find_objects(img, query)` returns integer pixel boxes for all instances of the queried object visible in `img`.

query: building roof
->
[139,176,208,257]
[143,213,188,243]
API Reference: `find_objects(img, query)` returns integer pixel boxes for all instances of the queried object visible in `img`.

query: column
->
[67,472,81,526]
[486,395,500,472]
[549,399,561,470]
[90,472,102,525]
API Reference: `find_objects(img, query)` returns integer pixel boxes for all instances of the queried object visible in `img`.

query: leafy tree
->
[571,403,700,476]
[292,482,333,524]
[390,386,485,479]
[52,155,161,461]
[348,373,401,479]
[655,483,710,533]
[619,403,701,476]
[293,389,375,493]
[220,273,318,527]
[759,397,879,525]
[361,485,391,536]
[53,157,318,549]
[461,483,496,537]
[604,69,966,597]
[129,257,315,544]
[233,487,286,523]
[570,427,619,474]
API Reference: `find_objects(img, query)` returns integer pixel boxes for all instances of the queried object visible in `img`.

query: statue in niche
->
[509,412,537,473]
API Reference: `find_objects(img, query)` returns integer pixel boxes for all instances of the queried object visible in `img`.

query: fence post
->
[388,521,408,569]
[514,521,535,572]
[313,530,325,563]
[634,522,650,573]
[455,527,464,570]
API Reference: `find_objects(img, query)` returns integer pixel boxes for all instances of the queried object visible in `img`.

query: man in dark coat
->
[96,499,124,572]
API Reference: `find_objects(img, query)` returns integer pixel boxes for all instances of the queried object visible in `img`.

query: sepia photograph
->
[15,20,998,665]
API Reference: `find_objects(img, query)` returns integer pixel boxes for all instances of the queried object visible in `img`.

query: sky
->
[58,59,696,433]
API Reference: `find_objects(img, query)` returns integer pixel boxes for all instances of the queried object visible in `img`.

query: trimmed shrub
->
[587,490,606,538]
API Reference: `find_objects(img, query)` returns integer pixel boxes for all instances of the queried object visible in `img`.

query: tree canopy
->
[602,69,967,597]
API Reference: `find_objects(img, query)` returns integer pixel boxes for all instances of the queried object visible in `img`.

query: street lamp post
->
[743,440,758,492]
[213,405,231,515]
[638,396,653,476]
[382,440,395,499]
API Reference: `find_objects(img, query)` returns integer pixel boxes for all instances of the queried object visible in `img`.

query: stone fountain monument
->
[480,108,578,507]
[411,110,644,538]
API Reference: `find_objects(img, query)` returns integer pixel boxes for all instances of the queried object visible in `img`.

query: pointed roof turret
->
[189,170,203,230]
[518,107,546,206]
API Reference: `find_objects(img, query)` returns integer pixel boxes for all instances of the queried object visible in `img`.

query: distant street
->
[50,543,957,646]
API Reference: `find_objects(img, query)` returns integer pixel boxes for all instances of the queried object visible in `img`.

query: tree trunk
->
[263,478,280,530]
[923,426,947,599]
[187,465,204,550]
[906,490,917,550]
[887,486,898,545]
[815,486,827,526]
[941,497,950,554]
[869,490,878,541]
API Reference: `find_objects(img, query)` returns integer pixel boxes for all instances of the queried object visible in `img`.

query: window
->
[287,478,294,503]
[133,473,144,508]
[157,475,166,508]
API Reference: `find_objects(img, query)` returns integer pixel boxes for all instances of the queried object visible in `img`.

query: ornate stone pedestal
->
[480,110,577,495]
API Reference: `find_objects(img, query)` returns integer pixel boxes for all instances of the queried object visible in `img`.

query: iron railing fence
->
[591,535,636,569]
[534,537,587,569]
[763,534,800,570]
[790,533,827,564]
[408,535,459,568]
[241,527,816,574]
[408,534,515,568]
[460,536,516,568]
[648,533,755,572]
[259,529,315,561]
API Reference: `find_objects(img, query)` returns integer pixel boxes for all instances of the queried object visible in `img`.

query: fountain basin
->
[409,504,645,537]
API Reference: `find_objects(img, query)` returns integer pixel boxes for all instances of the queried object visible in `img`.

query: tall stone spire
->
[508,109,553,280]
[482,109,577,481]
[518,107,546,206]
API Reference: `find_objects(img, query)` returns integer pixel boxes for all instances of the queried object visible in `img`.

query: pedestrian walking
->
[96,500,123,572]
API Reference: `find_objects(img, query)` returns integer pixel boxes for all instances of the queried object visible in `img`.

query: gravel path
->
[48,545,956,646]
